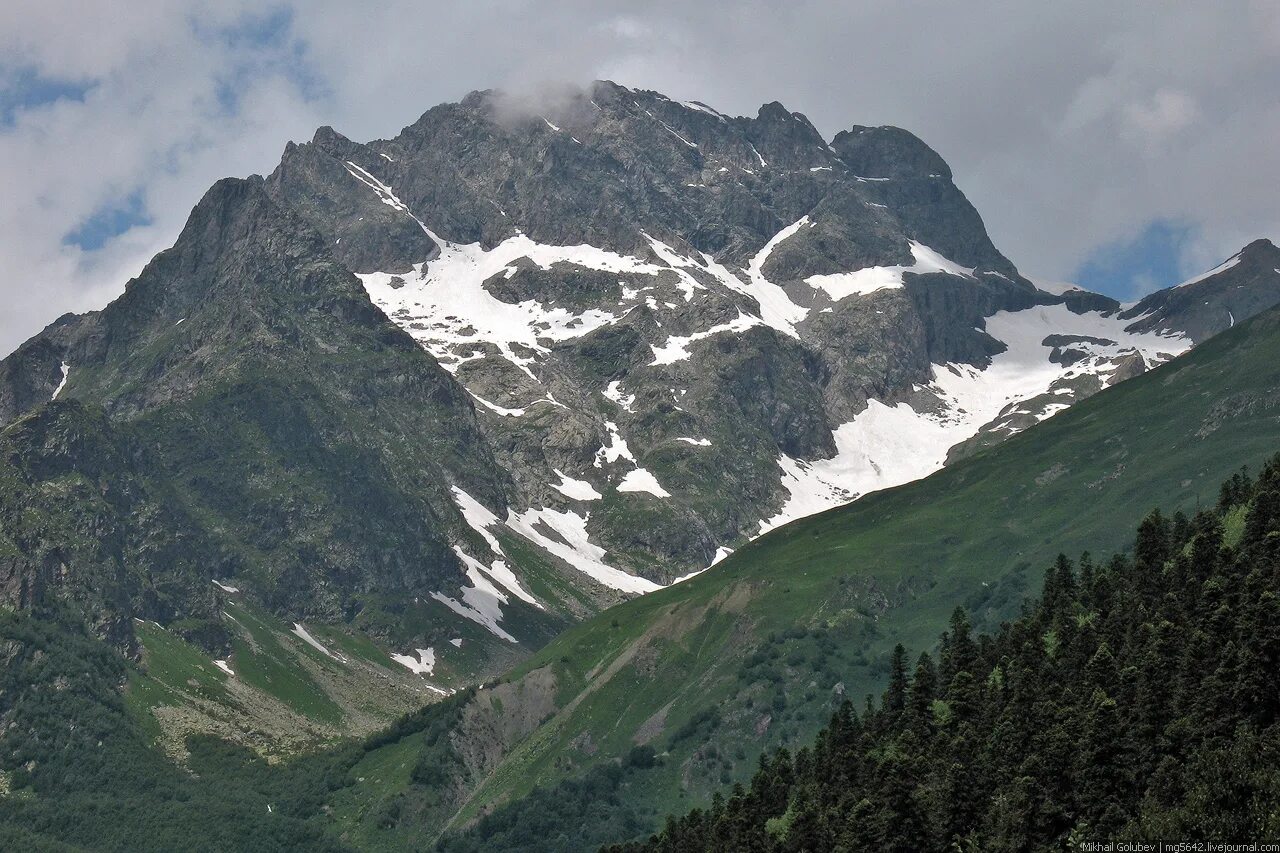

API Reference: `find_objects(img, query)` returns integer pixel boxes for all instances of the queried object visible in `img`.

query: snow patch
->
[432,548,523,643]
[596,421,636,466]
[1176,253,1242,288]
[671,546,732,585]
[676,437,712,447]
[1031,278,1083,296]
[737,218,813,337]
[681,100,726,120]
[454,546,540,610]
[391,648,436,675]
[650,312,761,364]
[359,231,673,378]
[617,467,672,498]
[50,363,70,400]
[432,589,516,643]
[451,487,505,556]
[759,302,1190,533]
[553,469,603,501]
[602,380,636,412]
[211,579,239,593]
[292,623,338,660]
[213,660,234,676]
[505,507,659,593]
[804,241,975,301]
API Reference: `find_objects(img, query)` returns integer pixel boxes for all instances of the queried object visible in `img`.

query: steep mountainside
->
[0,178,589,742]
[0,82,1277,744]
[325,304,1280,849]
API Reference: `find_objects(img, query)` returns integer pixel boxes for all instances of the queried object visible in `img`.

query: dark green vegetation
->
[609,461,1280,851]
[314,307,1280,847]
[0,605,349,852]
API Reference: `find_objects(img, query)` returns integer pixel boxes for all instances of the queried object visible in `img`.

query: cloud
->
[0,1,1277,352]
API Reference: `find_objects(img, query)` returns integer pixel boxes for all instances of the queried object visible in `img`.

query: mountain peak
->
[754,100,792,121]
[1240,236,1278,258]
[831,125,952,180]
[1121,235,1280,341]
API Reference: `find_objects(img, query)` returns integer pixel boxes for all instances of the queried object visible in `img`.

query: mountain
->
[323,303,1280,849]
[0,81,1277,750]
[1121,237,1280,341]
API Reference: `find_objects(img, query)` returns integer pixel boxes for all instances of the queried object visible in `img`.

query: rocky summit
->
[1,81,1278,700]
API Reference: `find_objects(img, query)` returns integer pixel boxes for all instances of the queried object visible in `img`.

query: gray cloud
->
[1,0,1277,354]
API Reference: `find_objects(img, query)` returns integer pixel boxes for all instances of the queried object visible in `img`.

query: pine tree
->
[885,644,910,718]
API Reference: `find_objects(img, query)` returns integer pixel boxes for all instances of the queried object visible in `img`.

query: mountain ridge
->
[0,81,1277,745]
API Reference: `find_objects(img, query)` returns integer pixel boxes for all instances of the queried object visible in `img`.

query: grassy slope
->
[340,304,1280,845]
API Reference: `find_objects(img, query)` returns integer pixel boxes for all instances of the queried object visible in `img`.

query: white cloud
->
[1123,89,1199,141]
[0,1,1277,354]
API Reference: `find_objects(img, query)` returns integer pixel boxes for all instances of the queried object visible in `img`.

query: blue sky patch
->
[0,66,94,128]
[63,190,152,251]
[1072,219,1197,300]
[199,6,328,115]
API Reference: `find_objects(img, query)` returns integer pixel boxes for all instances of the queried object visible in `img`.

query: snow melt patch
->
[596,421,636,466]
[451,487,505,556]
[617,467,672,498]
[553,469,603,501]
[391,648,436,675]
[804,241,975,301]
[211,579,239,593]
[449,637,463,648]
[650,311,761,364]
[602,380,636,412]
[292,623,338,660]
[505,507,659,593]
[359,230,677,378]
[1176,253,1242,288]
[433,550,519,643]
[51,363,70,400]
[758,302,1190,533]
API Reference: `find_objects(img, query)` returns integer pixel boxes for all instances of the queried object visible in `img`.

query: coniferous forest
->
[604,462,1280,852]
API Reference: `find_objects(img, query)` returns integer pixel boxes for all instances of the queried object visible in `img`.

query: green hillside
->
[333,305,1280,849]
[603,461,1280,851]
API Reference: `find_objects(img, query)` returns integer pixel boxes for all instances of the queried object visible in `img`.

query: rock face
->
[1121,238,1280,342]
[0,81,1276,671]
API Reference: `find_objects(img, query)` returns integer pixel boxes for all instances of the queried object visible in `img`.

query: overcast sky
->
[1,1,1277,355]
